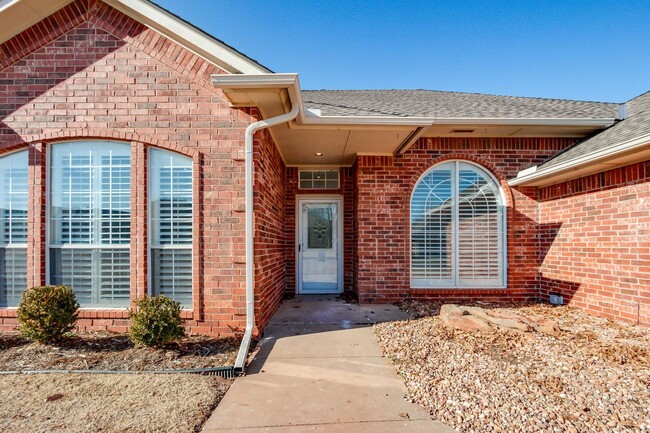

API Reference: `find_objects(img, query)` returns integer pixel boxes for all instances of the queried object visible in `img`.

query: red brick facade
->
[0,0,646,335]
[353,137,575,303]
[0,0,255,334]
[538,161,650,325]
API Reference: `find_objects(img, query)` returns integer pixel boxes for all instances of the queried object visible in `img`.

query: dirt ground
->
[375,302,650,433]
[0,332,239,432]
[0,332,239,371]
[0,373,230,433]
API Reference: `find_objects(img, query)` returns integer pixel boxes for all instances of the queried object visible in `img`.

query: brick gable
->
[0,0,257,335]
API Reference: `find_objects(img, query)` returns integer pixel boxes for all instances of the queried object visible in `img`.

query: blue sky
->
[155,1,650,103]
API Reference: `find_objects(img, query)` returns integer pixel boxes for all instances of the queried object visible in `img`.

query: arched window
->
[0,150,28,307]
[149,149,193,308]
[411,161,505,288]
[49,142,131,307]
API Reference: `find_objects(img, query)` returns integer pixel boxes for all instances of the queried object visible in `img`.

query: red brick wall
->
[355,136,577,303]
[0,0,254,335]
[538,161,650,325]
[253,129,286,332]
[285,167,356,296]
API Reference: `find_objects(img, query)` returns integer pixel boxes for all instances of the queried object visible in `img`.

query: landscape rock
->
[439,304,560,335]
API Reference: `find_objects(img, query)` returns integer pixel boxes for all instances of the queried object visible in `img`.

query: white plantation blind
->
[49,142,131,307]
[411,161,505,288]
[150,149,192,308]
[0,150,28,307]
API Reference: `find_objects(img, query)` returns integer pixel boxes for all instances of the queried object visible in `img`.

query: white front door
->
[297,198,343,294]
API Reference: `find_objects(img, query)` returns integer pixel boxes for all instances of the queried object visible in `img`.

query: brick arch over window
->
[409,158,507,289]
[16,130,199,159]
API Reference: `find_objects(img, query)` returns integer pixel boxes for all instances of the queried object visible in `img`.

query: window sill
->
[1,308,195,320]
[410,285,508,291]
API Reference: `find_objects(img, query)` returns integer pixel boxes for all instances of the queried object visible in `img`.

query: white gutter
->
[234,102,300,373]
[509,132,650,186]
[301,114,615,128]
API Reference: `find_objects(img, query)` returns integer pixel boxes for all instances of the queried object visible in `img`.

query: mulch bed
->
[0,331,239,371]
[376,302,650,433]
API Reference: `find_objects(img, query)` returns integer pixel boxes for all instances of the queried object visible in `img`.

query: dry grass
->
[0,373,230,433]
[0,332,239,432]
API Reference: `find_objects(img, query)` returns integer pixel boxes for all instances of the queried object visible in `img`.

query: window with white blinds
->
[411,161,505,288]
[149,149,192,308]
[49,142,131,307]
[0,150,28,307]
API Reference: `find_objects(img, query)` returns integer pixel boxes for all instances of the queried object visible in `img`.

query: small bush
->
[17,285,79,343]
[129,295,185,347]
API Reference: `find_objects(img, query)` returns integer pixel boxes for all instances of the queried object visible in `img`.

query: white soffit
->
[0,0,74,44]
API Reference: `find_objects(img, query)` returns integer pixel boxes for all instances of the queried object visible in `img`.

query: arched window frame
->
[410,160,507,289]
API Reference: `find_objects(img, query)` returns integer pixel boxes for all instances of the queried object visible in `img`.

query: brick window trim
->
[0,135,201,321]
[406,155,514,292]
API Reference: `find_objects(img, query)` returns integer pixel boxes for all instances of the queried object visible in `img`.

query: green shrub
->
[17,285,79,343]
[129,295,185,347]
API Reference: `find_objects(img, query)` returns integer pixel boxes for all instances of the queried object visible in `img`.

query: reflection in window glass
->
[150,149,192,308]
[0,150,28,307]
[49,142,131,307]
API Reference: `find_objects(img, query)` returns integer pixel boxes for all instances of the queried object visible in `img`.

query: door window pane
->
[307,206,333,249]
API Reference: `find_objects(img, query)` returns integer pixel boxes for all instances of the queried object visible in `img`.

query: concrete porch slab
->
[202,296,456,433]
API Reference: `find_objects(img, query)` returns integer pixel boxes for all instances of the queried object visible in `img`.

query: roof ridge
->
[302,89,620,105]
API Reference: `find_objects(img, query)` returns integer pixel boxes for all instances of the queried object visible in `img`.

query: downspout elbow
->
[234,103,300,373]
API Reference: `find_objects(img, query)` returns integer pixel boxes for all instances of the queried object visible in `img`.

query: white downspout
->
[234,103,300,373]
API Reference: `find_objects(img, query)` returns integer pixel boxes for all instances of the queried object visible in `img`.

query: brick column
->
[27,142,46,288]
[130,142,147,306]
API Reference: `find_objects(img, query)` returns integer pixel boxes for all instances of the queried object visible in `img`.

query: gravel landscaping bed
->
[375,302,649,433]
[0,373,229,433]
[0,331,238,371]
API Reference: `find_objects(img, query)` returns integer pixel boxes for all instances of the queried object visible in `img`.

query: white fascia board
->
[104,0,270,74]
[432,117,616,127]
[299,115,616,128]
[509,132,650,186]
[211,73,299,88]
[302,114,433,127]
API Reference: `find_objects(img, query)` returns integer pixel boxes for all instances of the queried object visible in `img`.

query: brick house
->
[0,0,648,368]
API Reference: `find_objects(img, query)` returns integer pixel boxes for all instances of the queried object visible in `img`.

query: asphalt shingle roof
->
[301,90,619,119]
[538,91,650,170]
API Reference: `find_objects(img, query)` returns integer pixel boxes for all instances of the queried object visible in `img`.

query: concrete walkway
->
[202,296,456,432]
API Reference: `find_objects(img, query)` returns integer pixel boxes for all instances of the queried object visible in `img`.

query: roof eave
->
[509,132,650,187]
